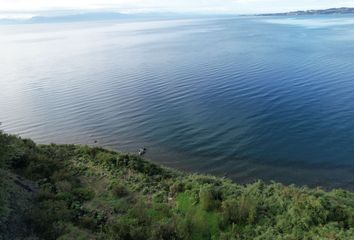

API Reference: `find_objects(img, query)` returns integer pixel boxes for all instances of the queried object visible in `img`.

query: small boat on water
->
[138,147,146,156]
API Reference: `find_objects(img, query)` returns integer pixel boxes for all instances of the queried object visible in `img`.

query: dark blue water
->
[1,15,354,189]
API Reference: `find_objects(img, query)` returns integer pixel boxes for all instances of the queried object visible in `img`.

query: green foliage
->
[72,187,95,202]
[111,182,129,198]
[0,130,16,231]
[0,130,8,167]
[150,218,178,240]
[1,131,354,239]
[30,199,72,239]
[221,195,258,225]
[199,185,221,211]
[0,170,10,233]
[170,181,184,197]
[57,223,93,240]
[96,151,117,166]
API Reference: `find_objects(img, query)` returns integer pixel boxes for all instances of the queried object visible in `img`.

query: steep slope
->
[1,131,354,239]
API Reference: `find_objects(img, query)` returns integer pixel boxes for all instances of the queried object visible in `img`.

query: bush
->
[199,186,221,211]
[176,212,211,240]
[103,216,146,240]
[55,181,73,193]
[30,200,72,239]
[24,155,61,180]
[222,195,258,225]
[0,130,8,167]
[0,172,10,232]
[111,183,128,198]
[96,152,117,166]
[57,223,92,240]
[78,214,100,230]
[170,181,184,197]
[51,170,72,182]
[72,188,95,202]
[151,219,178,240]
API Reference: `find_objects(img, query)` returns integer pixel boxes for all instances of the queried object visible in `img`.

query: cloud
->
[0,0,353,15]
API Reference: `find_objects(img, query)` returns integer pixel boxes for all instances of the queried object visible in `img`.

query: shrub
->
[57,223,92,240]
[103,216,145,240]
[9,145,30,169]
[143,163,163,176]
[55,180,73,193]
[111,183,128,198]
[78,214,100,230]
[151,219,178,240]
[176,215,194,239]
[30,200,72,239]
[0,130,8,167]
[170,181,184,197]
[51,170,72,182]
[36,188,56,201]
[96,152,117,166]
[0,172,10,232]
[24,155,61,180]
[72,188,95,202]
[152,192,166,203]
[222,195,258,225]
[176,212,211,240]
[199,186,221,211]
[117,154,130,166]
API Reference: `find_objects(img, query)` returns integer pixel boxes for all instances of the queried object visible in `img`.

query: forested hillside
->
[1,131,354,239]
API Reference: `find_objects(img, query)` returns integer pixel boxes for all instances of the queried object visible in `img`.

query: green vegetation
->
[1,131,354,239]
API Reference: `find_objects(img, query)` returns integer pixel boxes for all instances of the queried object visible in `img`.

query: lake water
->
[1,15,354,189]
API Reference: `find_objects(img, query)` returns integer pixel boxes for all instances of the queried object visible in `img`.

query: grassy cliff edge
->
[1,131,354,240]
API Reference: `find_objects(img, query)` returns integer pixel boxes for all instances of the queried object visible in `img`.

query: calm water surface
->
[1,15,354,189]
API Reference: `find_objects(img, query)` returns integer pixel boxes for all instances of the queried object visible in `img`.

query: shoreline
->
[3,130,354,191]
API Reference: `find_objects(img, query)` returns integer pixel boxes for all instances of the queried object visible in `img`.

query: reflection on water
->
[1,15,354,189]
[262,15,354,28]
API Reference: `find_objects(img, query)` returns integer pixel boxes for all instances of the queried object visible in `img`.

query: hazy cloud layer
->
[1,0,354,18]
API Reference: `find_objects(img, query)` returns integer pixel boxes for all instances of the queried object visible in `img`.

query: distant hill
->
[0,12,130,24]
[0,12,199,24]
[0,12,177,24]
[29,12,128,23]
[259,7,354,16]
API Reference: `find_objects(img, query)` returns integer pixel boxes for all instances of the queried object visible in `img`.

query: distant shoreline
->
[258,7,354,16]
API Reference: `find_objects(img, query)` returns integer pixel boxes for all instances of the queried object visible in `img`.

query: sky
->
[1,0,354,19]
